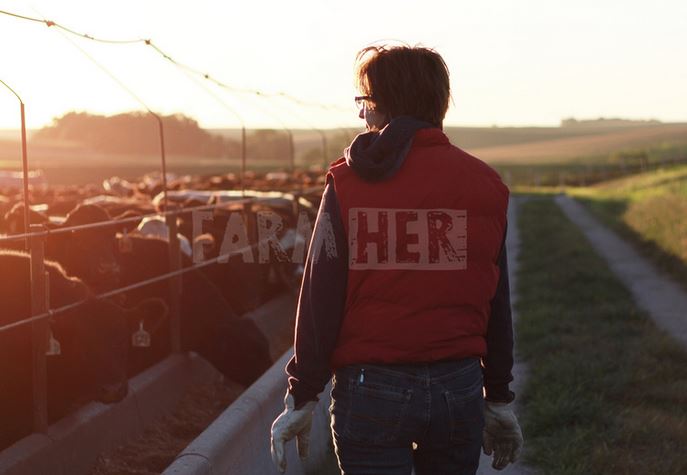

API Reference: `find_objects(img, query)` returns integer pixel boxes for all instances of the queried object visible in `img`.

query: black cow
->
[1,203,121,293]
[114,233,273,386]
[0,251,167,451]
[0,202,50,236]
[46,204,121,292]
[183,206,277,314]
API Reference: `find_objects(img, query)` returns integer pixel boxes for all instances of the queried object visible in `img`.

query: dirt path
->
[477,195,533,475]
[555,194,687,350]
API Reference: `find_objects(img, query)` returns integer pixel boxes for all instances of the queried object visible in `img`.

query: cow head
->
[2,203,49,235]
[61,296,169,404]
[52,204,121,291]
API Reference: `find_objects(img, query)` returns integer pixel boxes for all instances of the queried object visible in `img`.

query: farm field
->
[515,197,687,475]
[463,123,687,164]
[2,121,687,186]
[570,165,687,290]
[0,144,314,187]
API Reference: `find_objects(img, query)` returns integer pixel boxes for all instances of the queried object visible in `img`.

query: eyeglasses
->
[354,95,373,111]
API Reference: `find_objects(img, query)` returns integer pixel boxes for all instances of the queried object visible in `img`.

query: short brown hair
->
[355,45,451,127]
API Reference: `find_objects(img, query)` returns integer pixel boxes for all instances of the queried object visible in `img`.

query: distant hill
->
[443,125,610,149]
[560,117,662,128]
[33,112,238,158]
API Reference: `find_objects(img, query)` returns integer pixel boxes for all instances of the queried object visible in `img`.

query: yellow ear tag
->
[119,229,134,254]
[132,320,151,348]
[46,328,61,356]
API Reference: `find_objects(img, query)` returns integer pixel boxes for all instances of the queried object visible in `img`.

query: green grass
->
[569,165,687,290]
[516,197,687,475]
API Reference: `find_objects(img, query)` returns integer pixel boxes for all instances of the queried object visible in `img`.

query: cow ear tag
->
[132,320,151,348]
[119,229,133,254]
[46,327,61,356]
[268,265,278,284]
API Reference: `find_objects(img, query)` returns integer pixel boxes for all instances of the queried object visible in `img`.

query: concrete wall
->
[163,350,340,475]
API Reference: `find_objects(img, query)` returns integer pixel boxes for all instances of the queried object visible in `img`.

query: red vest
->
[327,128,509,369]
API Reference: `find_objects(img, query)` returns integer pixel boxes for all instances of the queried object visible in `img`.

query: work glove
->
[482,400,524,470]
[270,392,318,473]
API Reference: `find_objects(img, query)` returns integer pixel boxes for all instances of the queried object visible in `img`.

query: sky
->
[0,0,686,130]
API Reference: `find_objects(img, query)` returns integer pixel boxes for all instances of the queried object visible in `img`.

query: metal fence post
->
[288,130,296,173]
[292,193,300,221]
[243,200,258,247]
[241,126,247,197]
[242,200,261,309]
[29,224,49,432]
[321,130,328,171]
[166,214,182,353]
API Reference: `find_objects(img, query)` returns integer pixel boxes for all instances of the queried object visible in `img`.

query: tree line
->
[33,112,300,160]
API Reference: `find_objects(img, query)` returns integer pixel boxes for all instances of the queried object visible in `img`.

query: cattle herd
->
[0,169,325,451]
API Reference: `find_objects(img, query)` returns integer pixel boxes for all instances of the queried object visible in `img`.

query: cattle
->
[0,173,321,450]
[80,195,155,219]
[186,207,275,314]
[154,189,317,306]
[1,203,122,293]
[1,202,50,236]
[47,204,122,292]
[132,215,193,257]
[114,233,273,386]
[0,251,167,451]
[102,176,138,197]
[38,186,91,216]
[0,170,47,190]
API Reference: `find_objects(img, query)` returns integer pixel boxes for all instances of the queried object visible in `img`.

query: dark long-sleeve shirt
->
[286,177,515,408]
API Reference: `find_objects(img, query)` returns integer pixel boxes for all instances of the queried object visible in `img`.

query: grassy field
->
[516,197,687,475]
[569,165,687,290]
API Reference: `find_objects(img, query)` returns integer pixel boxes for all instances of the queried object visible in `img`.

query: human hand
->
[482,400,524,470]
[270,392,318,473]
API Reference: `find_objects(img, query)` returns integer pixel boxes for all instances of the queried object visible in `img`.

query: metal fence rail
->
[0,185,322,437]
[0,188,321,243]
[1,61,323,439]
[0,191,320,333]
[0,6,335,449]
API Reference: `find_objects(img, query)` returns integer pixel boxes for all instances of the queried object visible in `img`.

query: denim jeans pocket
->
[441,362,484,445]
[332,374,413,445]
[443,383,484,444]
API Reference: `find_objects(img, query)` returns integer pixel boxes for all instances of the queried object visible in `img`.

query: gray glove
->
[482,400,524,470]
[270,392,318,473]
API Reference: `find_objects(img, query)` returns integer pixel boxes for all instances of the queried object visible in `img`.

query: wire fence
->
[0,183,322,434]
[0,7,357,188]
[0,7,337,438]
[0,189,319,333]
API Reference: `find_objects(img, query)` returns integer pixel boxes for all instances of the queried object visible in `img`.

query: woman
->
[271,44,523,474]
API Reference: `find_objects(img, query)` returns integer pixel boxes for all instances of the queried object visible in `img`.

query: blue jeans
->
[329,357,484,475]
